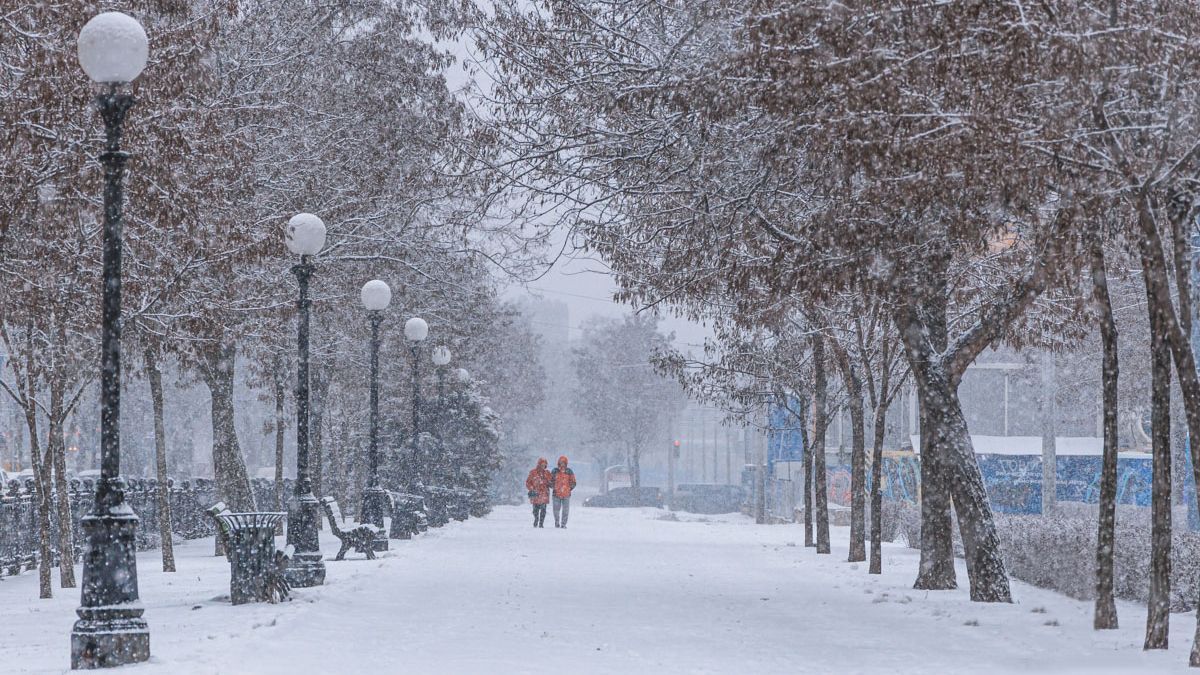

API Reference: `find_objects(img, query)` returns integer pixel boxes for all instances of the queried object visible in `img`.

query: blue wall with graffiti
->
[767,411,1154,515]
[802,453,1152,515]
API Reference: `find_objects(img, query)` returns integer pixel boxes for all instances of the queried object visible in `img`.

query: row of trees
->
[0,1,543,599]
[470,0,1200,666]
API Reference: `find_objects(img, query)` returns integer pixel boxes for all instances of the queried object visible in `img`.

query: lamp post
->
[72,13,151,669]
[284,213,327,587]
[360,280,391,551]
[430,346,451,483]
[405,317,429,485]
[432,346,451,399]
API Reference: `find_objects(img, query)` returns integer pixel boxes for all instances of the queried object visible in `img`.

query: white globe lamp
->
[286,213,326,256]
[361,280,391,312]
[78,12,149,84]
[405,317,429,342]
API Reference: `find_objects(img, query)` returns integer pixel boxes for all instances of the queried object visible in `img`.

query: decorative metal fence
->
[0,477,294,579]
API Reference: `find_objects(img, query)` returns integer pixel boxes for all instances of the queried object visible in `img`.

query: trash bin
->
[214,512,286,605]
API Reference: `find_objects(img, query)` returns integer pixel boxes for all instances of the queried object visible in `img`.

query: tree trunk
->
[811,333,831,554]
[913,401,956,590]
[870,401,887,575]
[800,398,814,547]
[918,365,1012,602]
[145,347,175,573]
[895,300,1010,601]
[1145,297,1172,650]
[22,381,53,599]
[199,341,254,513]
[846,365,866,563]
[47,374,75,588]
[1091,240,1119,630]
[1122,196,1200,663]
[903,289,958,591]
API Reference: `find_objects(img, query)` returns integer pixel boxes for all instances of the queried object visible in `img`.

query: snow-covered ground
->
[1,505,1194,674]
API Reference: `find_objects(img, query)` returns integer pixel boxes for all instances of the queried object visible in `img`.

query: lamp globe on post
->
[405,317,429,487]
[360,280,391,550]
[432,346,452,396]
[284,213,327,588]
[72,12,151,670]
[430,345,452,480]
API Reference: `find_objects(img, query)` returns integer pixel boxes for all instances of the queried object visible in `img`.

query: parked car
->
[584,486,664,508]
[672,484,744,514]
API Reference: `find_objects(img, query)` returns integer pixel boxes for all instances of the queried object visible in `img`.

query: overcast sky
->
[501,244,711,351]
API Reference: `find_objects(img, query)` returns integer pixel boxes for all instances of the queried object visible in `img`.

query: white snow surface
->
[1,504,1193,674]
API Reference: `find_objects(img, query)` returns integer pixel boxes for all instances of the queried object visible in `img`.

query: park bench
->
[206,502,292,604]
[319,497,384,560]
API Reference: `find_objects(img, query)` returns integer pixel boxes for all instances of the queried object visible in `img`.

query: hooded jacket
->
[551,455,577,499]
[525,458,552,505]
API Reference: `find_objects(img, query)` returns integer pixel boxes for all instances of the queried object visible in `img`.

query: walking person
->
[526,458,551,528]
[551,455,577,528]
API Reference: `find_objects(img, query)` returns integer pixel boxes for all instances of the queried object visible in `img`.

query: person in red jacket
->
[551,455,577,528]
[525,458,552,528]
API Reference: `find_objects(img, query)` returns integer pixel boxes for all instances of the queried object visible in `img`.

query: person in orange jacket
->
[525,458,552,528]
[551,455,577,528]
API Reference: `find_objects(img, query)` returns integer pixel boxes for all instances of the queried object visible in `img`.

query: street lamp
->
[405,317,428,485]
[359,280,391,551]
[430,346,452,480]
[284,213,326,588]
[432,346,451,397]
[72,12,151,670]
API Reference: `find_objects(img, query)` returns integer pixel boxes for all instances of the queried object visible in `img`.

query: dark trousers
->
[553,496,570,526]
[532,503,547,527]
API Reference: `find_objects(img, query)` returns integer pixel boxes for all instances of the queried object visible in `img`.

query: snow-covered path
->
[1,504,1194,674]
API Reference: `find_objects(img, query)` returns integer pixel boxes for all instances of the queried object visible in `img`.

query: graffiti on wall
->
[816,452,1152,515]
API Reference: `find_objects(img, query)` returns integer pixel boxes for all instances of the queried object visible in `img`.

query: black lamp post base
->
[285,493,326,587]
[360,487,390,552]
[71,503,149,669]
[284,551,327,588]
[71,614,149,670]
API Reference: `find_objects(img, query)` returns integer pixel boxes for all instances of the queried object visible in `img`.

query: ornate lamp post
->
[72,13,151,669]
[432,346,452,398]
[405,317,429,485]
[430,346,452,482]
[360,280,391,551]
[284,213,327,587]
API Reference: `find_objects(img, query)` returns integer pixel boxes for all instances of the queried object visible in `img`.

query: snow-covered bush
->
[996,506,1200,611]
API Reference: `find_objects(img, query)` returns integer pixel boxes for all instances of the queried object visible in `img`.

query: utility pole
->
[705,415,715,482]
[668,437,679,510]
[755,424,767,524]
[1040,351,1057,514]
[726,425,733,485]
